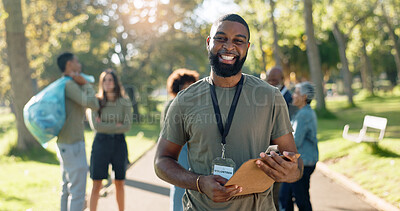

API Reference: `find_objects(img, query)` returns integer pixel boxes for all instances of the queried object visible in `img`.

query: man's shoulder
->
[244,74,278,94]
[245,74,274,87]
[65,79,78,88]
[176,77,209,97]
[171,78,209,109]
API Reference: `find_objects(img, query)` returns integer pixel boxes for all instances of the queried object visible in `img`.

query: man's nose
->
[223,40,235,50]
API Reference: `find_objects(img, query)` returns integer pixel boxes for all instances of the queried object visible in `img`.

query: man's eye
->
[234,39,245,44]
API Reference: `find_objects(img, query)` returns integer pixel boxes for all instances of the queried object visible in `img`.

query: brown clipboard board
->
[225,154,300,196]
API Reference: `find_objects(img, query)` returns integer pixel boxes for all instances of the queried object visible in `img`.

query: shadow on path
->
[125,179,169,196]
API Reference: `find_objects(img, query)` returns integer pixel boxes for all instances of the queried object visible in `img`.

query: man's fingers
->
[259,151,285,172]
[225,185,242,200]
[282,151,299,162]
[212,185,242,202]
[214,175,229,186]
[255,158,278,180]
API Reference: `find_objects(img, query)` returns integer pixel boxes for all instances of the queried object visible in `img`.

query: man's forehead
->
[268,69,283,77]
[210,21,249,38]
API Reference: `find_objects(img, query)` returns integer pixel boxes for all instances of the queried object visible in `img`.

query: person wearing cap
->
[279,82,319,211]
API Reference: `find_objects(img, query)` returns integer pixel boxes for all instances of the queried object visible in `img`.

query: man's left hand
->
[255,151,302,183]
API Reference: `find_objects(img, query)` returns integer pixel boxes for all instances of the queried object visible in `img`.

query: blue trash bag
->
[23,73,95,147]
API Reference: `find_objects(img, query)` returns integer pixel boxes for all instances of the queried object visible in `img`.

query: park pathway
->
[95,145,396,211]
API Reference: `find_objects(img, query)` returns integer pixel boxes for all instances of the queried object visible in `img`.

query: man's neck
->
[63,69,74,76]
[210,70,242,88]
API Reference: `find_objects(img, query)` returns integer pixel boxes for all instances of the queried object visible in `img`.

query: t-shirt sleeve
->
[160,97,187,146]
[271,89,294,140]
[65,81,99,110]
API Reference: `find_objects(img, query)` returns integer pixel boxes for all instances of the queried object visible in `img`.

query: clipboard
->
[225,154,301,196]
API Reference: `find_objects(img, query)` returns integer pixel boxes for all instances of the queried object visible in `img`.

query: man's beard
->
[208,51,247,78]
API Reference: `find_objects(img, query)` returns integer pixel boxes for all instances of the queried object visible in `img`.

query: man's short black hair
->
[214,14,250,42]
[57,52,74,72]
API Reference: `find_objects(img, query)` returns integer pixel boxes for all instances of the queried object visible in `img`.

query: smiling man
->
[154,14,303,210]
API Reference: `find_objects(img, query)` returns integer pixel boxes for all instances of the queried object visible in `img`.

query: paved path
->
[97,145,169,211]
[95,145,396,211]
[309,170,376,211]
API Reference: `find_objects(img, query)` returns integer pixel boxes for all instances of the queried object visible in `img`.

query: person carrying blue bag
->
[23,65,95,147]
[53,52,99,211]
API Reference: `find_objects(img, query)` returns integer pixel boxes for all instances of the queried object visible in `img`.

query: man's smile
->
[219,54,238,65]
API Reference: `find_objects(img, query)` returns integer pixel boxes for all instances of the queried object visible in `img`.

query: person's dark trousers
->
[279,165,316,211]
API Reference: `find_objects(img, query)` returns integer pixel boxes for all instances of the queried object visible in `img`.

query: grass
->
[317,95,400,208]
[0,110,159,211]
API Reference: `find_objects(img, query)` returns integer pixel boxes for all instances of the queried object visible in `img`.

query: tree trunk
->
[258,36,267,72]
[381,4,400,84]
[302,0,326,111]
[269,0,282,67]
[332,23,355,106]
[3,0,39,150]
[360,38,374,94]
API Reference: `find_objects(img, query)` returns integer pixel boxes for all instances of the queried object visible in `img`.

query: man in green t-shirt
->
[154,14,304,211]
[56,52,99,211]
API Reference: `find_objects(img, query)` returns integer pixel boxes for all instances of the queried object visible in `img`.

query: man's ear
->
[247,42,250,49]
[206,36,210,48]
[65,60,71,71]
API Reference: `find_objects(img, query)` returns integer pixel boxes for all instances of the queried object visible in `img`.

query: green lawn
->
[0,111,159,211]
[317,95,400,208]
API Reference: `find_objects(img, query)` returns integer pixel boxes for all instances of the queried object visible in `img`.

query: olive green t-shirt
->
[87,97,132,134]
[57,80,99,144]
[161,74,293,210]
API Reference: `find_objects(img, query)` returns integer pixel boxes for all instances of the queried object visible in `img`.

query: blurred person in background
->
[87,69,132,211]
[279,82,319,211]
[56,52,99,211]
[162,68,199,211]
[266,66,298,210]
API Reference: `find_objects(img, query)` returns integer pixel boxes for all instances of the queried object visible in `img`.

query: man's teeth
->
[221,55,234,60]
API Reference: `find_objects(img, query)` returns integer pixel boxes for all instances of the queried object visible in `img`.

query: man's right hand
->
[199,175,242,202]
[72,74,87,85]
[66,72,86,85]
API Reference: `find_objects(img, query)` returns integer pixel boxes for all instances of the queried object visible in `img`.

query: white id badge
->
[211,157,236,180]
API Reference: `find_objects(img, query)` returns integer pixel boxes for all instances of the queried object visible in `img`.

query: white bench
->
[342,115,388,143]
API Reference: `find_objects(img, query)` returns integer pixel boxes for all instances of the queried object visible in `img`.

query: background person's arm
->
[116,97,132,133]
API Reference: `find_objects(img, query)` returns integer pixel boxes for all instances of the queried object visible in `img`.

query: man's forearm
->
[154,156,199,191]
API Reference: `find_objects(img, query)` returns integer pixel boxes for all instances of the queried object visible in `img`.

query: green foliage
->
[393,85,400,96]
[356,89,377,99]
[236,0,341,82]
[1,0,210,111]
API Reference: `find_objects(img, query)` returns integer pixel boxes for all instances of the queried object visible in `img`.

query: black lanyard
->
[209,75,244,145]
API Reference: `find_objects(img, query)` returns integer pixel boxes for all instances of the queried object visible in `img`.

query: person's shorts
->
[90,133,129,180]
